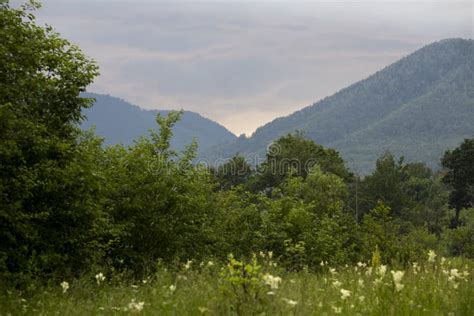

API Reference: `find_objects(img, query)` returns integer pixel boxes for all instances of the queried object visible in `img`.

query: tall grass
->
[1,253,472,315]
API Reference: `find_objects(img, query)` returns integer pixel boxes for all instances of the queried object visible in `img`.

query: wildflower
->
[263,273,282,289]
[207,261,214,267]
[463,271,469,278]
[267,291,275,295]
[268,251,273,259]
[184,259,193,270]
[366,267,373,276]
[358,279,364,287]
[395,283,404,291]
[332,306,342,314]
[441,257,446,265]
[169,284,176,292]
[95,272,105,285]
[282,298,298,306]
[332,280,342,288]
[391,270,404,283]
[198,307,209,314]
[449,269,461,280]
[127,299,145,312]
[340,289,351,300]
[60,281,69,293]
[427,250,436,262]
[359,296,365,302]
[377,265,387,277]
[320,261,325,267]
[357,261,366,268]
[329,268,337,275]
[413,262,419,274]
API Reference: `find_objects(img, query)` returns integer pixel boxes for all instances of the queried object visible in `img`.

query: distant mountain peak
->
[205,38,474,174]
[81,92,237,153]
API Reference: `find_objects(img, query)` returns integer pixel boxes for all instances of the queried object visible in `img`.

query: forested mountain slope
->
[206,38,474,173]
[81,93,237,153]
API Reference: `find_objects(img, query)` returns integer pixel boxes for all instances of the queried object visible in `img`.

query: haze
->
[34,0,472,135]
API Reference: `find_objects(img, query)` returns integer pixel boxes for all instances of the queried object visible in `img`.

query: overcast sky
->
[33,0,473,135]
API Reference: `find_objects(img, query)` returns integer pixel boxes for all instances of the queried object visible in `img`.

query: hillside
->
[81,93,237,154]
[205,38,474,173]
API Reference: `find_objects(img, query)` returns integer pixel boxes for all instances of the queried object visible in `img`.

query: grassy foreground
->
[1,254,473,315]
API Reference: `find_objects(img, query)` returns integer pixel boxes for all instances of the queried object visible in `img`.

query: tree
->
[441,138,474,227]
[211,155,254,190]
[0,1,105,283]
[252,133,352,192]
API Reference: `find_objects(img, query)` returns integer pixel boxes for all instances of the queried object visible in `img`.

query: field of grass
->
[1,253,473,315]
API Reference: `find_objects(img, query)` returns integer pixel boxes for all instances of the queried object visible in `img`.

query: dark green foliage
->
[100,112,219,274]
[0,1,107,284]
[441,138,474,226]
[211,155,254,190]
[251,133,352,192]
[1,1,473,290]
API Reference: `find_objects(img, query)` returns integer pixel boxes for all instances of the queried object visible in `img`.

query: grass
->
[1,254,473,315]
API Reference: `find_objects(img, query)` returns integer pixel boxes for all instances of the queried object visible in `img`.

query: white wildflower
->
[359,296,365,302]
[198,307,209,314]
[358,279,364,287]
[184,259,193,270]
[207,261,214,267]
[60,281,69,293]
[332,280,342,288]
[441,257,446,265]
[391,270,404,283]
[128,299,145,312]
[329,268,337,275]
[320,261,325,267]
[332,306,342,314]
[95,272,105,285]
[377,265,387,277]
[366,267,373,276]
[427,250,436,262]
[263,273,282,289]
[169,284,176,292]
[357,261,366,268]
[282,298,298,306]
[340,289,351,300]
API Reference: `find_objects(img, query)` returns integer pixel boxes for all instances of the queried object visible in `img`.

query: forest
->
[1,2,473,315]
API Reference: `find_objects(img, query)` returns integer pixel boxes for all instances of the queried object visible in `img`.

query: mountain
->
[206,38,474,174]
[81,93,237,154]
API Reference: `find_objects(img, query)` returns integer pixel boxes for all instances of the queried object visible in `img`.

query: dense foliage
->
[1,3,473,304]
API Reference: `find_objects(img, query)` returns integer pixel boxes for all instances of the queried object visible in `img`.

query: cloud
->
[35,0,472,135]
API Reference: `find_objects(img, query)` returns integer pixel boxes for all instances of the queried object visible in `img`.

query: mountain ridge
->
[81,93,237,154]
[204,38,474,173]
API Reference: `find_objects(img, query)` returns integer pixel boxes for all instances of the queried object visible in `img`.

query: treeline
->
[1,1,473,288]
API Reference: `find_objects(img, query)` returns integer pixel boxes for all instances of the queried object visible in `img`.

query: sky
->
[32,0,473,136]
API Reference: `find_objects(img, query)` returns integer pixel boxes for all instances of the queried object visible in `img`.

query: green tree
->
[252,133,352,192]
[441,138,474,227]
[102,112,219,274]
[211,155,254,190]
[0,1,106,283]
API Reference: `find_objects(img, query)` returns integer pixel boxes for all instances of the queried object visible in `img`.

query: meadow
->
[2,251,472,315]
